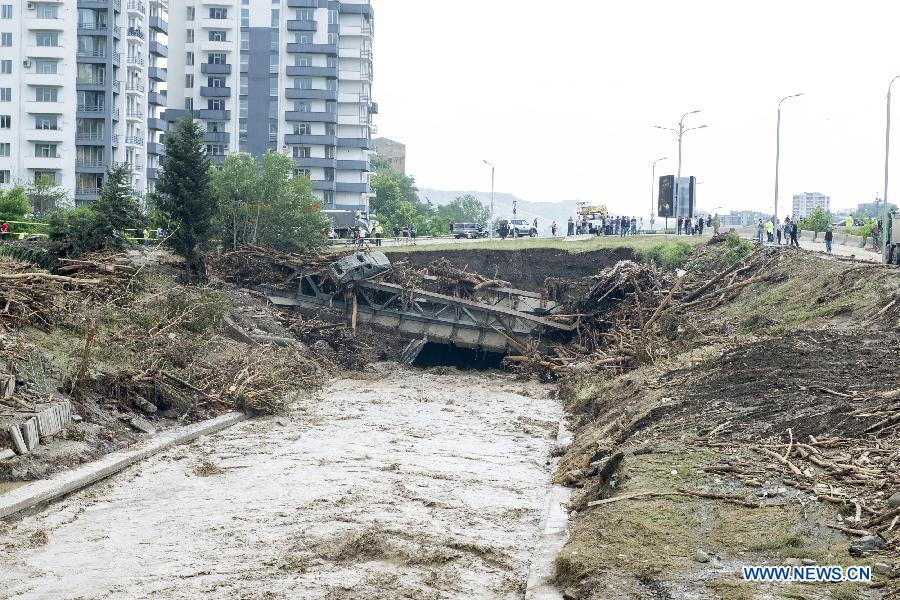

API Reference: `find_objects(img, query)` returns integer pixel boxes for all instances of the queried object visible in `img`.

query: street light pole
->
[774,93,803,222]
[650,156,667,232]
[884,76,900,261]
[483,159,495,240]
[655,111,705,232]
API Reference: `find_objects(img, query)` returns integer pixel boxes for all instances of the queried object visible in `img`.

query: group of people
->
[599,216,642,236]
[756,217,801,248]
[676,215,716,236]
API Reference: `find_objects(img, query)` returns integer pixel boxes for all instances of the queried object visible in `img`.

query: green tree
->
[92,163,142,248]
[798,206,831,233]
[27,177,70,217]
[437,194,490,225]
[0,186,30,222]
[156,116,217,282]
[370,156,434,232]
[211,152,259,250]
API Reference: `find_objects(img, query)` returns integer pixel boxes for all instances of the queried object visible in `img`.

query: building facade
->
[373,136,404,174]
[163,0,375,214]
[0,0,168,204]
[791,192,831,219]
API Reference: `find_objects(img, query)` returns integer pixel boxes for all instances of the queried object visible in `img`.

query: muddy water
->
[0,366,562,599]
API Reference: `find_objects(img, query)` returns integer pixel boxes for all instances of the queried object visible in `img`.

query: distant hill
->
[417,188,577,235]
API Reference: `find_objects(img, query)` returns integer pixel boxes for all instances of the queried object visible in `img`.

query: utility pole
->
[774,93,803,222]
[655,111,705,228]
[884,76,900,261]
[650,156,667,232]
[483,159,495,239]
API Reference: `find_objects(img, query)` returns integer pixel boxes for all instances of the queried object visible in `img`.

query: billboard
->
[658,175,695,218]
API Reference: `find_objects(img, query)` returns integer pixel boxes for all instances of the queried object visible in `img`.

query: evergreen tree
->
[93,163,142,248]
[156,117,216,282]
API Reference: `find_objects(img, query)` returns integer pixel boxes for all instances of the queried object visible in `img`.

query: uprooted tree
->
[155,116,217,283]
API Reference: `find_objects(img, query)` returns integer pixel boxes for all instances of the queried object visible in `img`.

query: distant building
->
[374,137,406,174]
[720,210,769,227]
[792,192,831,218]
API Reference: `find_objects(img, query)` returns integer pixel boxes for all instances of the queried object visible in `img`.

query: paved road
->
[0,368,562,600]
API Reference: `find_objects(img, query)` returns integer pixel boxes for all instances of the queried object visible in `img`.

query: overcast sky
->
[371,0,900,218]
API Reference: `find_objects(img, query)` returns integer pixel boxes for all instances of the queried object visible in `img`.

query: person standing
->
[533,218,539,232]
[790,219,800,247]
[712,213,720,236]
[409,223,417,244]
[630,217,637,235]
[757,219,765,243]
[765,218,774,242]
[374,222,383,247]
[871,220,880,248]
[677,216,683,236]
[1,222,8,241]
[776,219,783,245]
[567,216,575,236]
[393,223,401,242]
[697,217,704,236]
[638,218,644,233]
[551,221,558,236]
[824,227,833,254]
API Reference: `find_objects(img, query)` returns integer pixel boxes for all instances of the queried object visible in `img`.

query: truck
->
[885,211,900,265]
[323,210,374,239]
[577,203,608,235]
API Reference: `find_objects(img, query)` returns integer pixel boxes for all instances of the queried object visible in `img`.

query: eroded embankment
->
[0,367,561,600]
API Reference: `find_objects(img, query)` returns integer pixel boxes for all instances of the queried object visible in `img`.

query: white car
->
[504,219,538,237]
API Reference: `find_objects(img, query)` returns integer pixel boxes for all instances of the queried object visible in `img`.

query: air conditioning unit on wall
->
[26,2,35,9]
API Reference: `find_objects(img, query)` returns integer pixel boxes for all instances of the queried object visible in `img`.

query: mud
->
[390,248,634,291]
[0,367,561,599]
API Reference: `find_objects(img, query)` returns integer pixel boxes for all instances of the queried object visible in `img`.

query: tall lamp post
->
[655,111,706,227]
[884,76,900,261]
[650,156,667,232]
[774,93,803,222]
[482,159,495,239]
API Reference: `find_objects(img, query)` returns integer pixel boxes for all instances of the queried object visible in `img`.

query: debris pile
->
[210,244,339,289]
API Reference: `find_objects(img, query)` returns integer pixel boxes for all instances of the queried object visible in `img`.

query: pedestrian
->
[871,220,880,248]
[567,216,574,236]
[638,218,643,232]
[393,223,400,242]
[142,227,149,247]
[621,216,628,237]
[790,219,800,247]
[706,215,712,228]
[677,216,683,236]
[533,218,539,231]
[765,218,774,242]
[409,223,417,245]
[776,219,783,245]
[0,222,8,241]
[551,221,558,236]
[402,224,409,245]
[685,218,692,236]
[374,221,383,247]
[630,217,637,235]
[697,217,704,236]
[712,213,720,236]
[824,226,833,254]
[353,227,361,247]
[757,219,764,243]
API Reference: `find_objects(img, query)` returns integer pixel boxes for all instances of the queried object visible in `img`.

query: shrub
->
[638,240,694,270]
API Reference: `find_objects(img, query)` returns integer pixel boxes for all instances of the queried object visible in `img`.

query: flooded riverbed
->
[0,366,562,599]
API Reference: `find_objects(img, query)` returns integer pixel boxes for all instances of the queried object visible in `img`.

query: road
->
[0,367,562,600]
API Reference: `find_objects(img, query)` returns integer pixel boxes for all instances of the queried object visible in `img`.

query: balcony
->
[131,164,144,173]
[336,137,373,150]
[200,86,230,98]
[286,0,317,7]
[127,26,145,39]
[112,80,121,93]
[147,116,168,130]
[337,160,369,171]
[75,131,106,143]
[284,111,337,123]
[75,159,109,170]
[25,128,65,142]
[125,135,144,146]
[76,104,107,114]
[149,15,168,33]
[286,66,337,78]
[126,81,145,93]
[201,63,231,74]
[126,110,144,120]
[147,141,165,155]
[77,21,110,34]
[149,40,167,57]
[284,134,336,146]
[127,55,145,67]
[203,131,230,143]
[75,187,101,197]
[23,72,67,87]
[286,20,317,31]
[285,88,337,101]
[76,49,107,59]
[127,0,145,14]
[197,109,230,120]
[146,167,159,179]
[148,67,167,81]
[148,91,166,106]
[338,2,372,16]
[335,181,369,193]
[286,43,337,55]
[293,157,335,169]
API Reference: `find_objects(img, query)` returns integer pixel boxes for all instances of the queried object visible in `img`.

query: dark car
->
[452,223,489,239]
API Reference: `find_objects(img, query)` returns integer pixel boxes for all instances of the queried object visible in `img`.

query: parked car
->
[501,218,538,238]
[452,222,489,239]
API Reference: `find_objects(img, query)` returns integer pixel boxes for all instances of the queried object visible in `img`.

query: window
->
[328,9,338,25]
[0,33,10,46]
[270,8,279,26]
[207,99,224,110]
[294,168,310,178]
[326,78,336,91]
[0,5,10,18]
[325,101,336,113]
[241,38,248,51]
[294,101,311,113]
[185,97,193,111]
[1,60,11,73]
[295,34,312,44]
[292,146,310,158]
[268,100,277,119]
[35,143,57,158]
[36,3,57,18]
[208,7,227,19]
[269,78,277,96]
[185,6,194,20]
[239,75,248,95]
[186,51,194,66]
[0,143,8,156]
[327,56,337,69]
[324,145,334,159]
[35,87,58,102]
[208,53,226,65]
[35,60,57,74]
[35,31,58,46]
[323,190,334,205]
[209,76,225,87]
[0,171,9,184]
[270,29,278,49]
[186,29,194,43]
[325,123,336,136]
[295,8,313,21]
[296,77,312,90]
[240,7,248,27]
[34,171,56,185]
[327,33,337,45]
[268,120,277,138]
[185,74,194,88]
[209,30,227,42]
[240,53,249,68]
[206,144,226,155]
[293,123,311,135]
[239,98,247,118]
[207,121,225,132]
[0,88,8,101]
[323,167,334,181]
[295,55,313,67]
[36,114,58,129]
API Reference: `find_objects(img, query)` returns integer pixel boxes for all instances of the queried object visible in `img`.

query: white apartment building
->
[164,0,375,213]
[0,0,167,205]
[791,192,831,219]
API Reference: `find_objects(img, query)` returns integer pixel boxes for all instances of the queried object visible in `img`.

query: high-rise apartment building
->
[164,0,375,214]
[373,137,404,174]
[791,192,831,219]
[0,0,168,204]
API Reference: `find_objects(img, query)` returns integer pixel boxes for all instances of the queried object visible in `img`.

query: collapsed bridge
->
[262,251,575,358]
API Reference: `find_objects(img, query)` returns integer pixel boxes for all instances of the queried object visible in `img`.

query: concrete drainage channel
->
[0,412,247,520]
